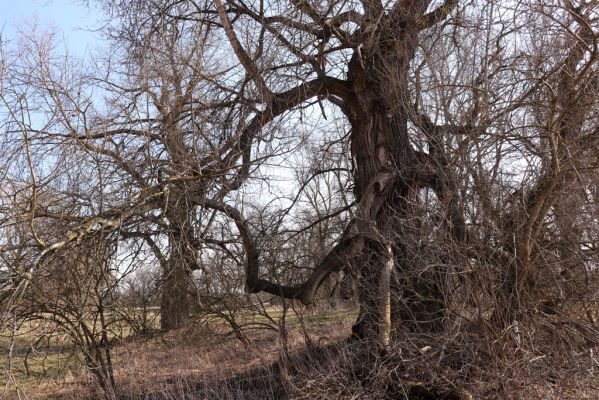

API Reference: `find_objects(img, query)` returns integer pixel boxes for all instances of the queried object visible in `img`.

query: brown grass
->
[2,305,598,400]
[2,307,355,399]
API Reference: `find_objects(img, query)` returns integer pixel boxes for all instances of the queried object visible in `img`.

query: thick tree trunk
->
[160,258,193,331]
[351,242,393,347]
[392,239,446,335]
[160,196,197,331]
[348,110,410,348]
[347,14,447,346]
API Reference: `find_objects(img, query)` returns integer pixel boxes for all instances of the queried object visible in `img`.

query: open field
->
[0,309,160,388]
[0,307,357,399]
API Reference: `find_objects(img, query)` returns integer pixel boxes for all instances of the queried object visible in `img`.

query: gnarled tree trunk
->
[160,193,197,331]
[345,13,446,345]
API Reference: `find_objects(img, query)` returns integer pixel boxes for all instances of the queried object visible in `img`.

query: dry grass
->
[1,307,356,399]
[1,305,598,400]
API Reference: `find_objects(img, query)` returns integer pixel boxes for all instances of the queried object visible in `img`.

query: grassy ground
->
[4,306,596,399]
[0,306,356,399]
[0,321,76,387]
[0,309,160,397]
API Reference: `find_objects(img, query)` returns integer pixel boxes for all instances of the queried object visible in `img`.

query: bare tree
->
[96,0,597,343]
[118,265,160,336]
[7,233,122,392]
[1,0,598,397]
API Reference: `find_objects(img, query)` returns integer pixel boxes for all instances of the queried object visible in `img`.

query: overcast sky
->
[2,0,102,56]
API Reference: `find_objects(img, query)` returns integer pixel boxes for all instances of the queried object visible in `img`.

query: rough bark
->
[345,9,447,344]
[160,193,197,331]
[208,0,460,347]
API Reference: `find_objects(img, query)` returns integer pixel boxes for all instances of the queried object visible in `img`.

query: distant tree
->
[118,265,160,336]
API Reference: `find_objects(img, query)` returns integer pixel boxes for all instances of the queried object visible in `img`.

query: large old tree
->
[1,0,598,394]
[101,0,596,346]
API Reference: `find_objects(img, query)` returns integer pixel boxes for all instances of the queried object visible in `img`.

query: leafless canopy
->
[1,0,598,397]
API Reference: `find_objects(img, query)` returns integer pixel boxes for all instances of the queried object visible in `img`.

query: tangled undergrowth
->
[12,306,594,400]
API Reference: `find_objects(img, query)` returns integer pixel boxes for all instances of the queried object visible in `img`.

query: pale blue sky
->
[2,0,103,56]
